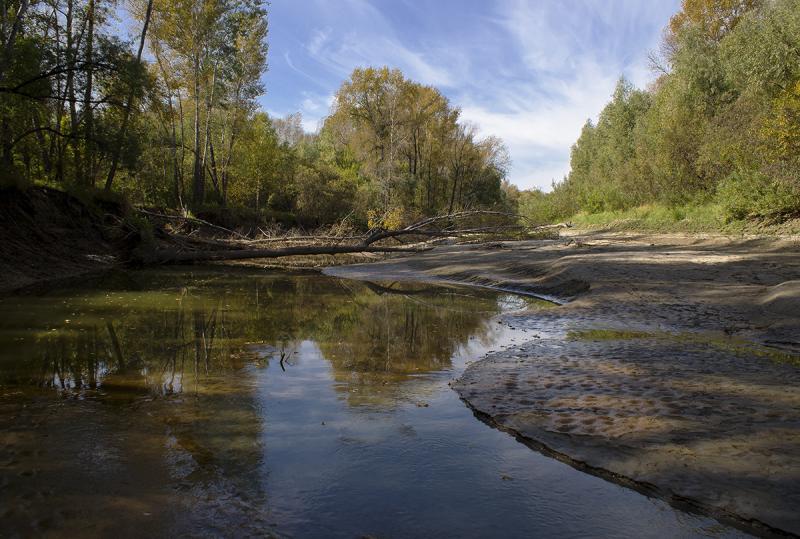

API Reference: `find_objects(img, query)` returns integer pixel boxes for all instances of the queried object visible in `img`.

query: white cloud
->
[269,91,334,134]
[307,27,332,56]
[452,0,677,190]
[283,50,330,88]
[306,32,454,88]
[459,60,622,189]
[302,1,455,87]
[300,92,334,132]
[268,0,679,191]
[301,97,322,112]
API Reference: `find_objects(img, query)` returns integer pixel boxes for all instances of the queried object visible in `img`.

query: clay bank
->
[325,232,800,537]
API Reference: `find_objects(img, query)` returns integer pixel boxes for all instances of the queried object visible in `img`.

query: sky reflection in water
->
[0,268,747,538]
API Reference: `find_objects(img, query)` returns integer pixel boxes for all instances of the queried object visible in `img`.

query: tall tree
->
[104,0,153,191]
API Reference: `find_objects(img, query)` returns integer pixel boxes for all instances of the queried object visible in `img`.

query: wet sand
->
[324,232,800,536]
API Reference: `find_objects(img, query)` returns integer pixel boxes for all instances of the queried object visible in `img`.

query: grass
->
[568,203,729,233]
[564,202,800,235]
[566,329,656,341]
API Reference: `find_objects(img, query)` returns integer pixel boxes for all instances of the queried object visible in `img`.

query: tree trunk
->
[82,0,95,186]
[0,0,29,84]
[200,63,217,199]
[191,52,203,207]
[170,92,182,207]
[448,169,459,215]
[31,110,51,173]
[104,0,153,191]
[208,139,221,201]
[153,244,433,264]
[220,90,242,208]
[154,49,183,208]
[65,0,82,185]
[51,5,64,183]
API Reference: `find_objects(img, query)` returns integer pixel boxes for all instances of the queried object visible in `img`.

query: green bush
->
[567,202,725,232]
[716,170,800,221]
[517,189,557,223]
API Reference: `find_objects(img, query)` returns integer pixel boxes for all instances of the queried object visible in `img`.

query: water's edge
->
[457,395,789,539]
[327,267,787,539]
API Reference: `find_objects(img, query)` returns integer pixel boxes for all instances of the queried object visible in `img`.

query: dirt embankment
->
[0,187,126,293]
[0,186,398,293]
[325,234,800,537]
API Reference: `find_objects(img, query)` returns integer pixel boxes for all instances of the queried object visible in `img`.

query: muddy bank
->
[0,187,123,293]
[325,233,800,536]
[0,186,386,295]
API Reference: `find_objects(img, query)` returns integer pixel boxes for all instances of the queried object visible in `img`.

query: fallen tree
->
[140,209,567,265]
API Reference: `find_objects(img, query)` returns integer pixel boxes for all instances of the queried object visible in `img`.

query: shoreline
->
[325,232,800,537]
[4,212,799,535]
[457,396,785,538]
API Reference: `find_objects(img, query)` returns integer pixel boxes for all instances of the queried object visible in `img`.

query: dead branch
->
[142,209,558,265]
[137,208,249,239]
[361,210,542,246]
[242,234,365,244]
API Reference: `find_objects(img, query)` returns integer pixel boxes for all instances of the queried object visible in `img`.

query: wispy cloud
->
[268,91,333,133]
[264,0,679,189]
[298,0,453,86]
[453,1,676,188]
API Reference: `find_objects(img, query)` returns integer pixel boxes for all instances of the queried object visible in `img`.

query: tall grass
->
[566,203,737,233]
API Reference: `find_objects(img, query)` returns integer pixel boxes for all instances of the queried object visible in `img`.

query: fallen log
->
[242,235,362,244]
[361,211,544,246]
[143,210,558,265]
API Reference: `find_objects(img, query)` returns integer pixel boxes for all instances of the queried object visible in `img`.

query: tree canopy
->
[5,0,795,230]
[519,0,800,224]
[0,2,511,230]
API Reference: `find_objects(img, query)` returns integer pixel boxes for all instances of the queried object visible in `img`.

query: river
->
[0,268,748,537]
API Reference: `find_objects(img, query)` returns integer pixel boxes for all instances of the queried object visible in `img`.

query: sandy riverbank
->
[324,232,800,536]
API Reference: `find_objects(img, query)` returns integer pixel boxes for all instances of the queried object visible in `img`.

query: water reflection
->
[0,270,514,404]
[0,269,745,538]
[0,270,524,536]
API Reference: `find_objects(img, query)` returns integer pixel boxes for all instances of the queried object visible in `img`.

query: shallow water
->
[0,268,748,538]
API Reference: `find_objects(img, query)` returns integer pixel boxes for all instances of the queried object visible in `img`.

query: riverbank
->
[0,186,397,295]
[0,186,379,295]
[4,186,799,534]
[0,187,130,294]
[324,233,800,536]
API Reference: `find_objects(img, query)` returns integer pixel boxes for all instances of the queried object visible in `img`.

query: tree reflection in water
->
[0,269,519,535]
[1,269,511,404]
[0,269,741,539]
[1,270,517,502]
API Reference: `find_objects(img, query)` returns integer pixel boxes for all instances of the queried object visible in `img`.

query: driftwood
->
[361,210,532,246]
[144,210,561,265]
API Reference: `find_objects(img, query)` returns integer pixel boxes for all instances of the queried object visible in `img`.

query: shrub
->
[716,170,800,221]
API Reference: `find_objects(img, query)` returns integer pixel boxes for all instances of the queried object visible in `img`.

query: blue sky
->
[263,0,680,190]
[121,1,680,190]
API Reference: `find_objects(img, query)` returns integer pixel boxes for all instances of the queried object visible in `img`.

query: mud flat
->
[325,232,800,536]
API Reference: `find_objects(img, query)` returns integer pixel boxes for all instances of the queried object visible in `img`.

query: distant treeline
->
[0,1,510,229]
[516,0,800,224]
